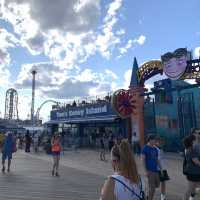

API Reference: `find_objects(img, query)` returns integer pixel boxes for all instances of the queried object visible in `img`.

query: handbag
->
[184,162,200,176]
[111,176,146,200]
[159,170,170,181]
[183,151,200,176]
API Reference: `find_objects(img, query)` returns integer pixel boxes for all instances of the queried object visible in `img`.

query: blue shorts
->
[2,152,12,161]
[52,151,60,156]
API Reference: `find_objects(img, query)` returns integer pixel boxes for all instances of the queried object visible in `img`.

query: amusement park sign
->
[161,48,188,80]
[137,47,199,85]
[51,103,114,121]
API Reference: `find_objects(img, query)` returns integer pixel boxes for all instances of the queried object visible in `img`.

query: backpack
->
[183,152,200,176]
[111,176,146,200]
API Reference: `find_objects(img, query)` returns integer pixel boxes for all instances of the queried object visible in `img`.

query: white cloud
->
[0,49,10,66]
[0,0,102,64]
[123,69,132,89]
[18,94,32,120]
[15,62,67,89]
[104,0,123,22]
[116,29,125,36]
[15,62,118,99]
[76,69,97,82]
[105,69,118,80]
[0,0,151,122]
[119,39,133,55]
[0,0,137,66]
[95,0,124,59]
[2,0,100,34]
[0,49,10,87]
[0,28,20,86]
[0,0,2,17]
[1,0,147,111]
[135,35,146,45]
[123,68,156,92]
[0,28,20,49]
[25,32,45,55]
[44,79,98,99]
[118,35,146,58]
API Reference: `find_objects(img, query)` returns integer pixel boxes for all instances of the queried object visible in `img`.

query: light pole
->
[31,70,37,126]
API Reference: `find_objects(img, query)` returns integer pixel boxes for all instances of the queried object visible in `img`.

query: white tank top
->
[111,174,141,200]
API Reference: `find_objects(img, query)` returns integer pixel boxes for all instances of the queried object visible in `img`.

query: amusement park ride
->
[111,48,200,145]
[3,87,59,125]
[4,88,19,120]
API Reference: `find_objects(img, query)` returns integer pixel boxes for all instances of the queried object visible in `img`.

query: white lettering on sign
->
[86,105,107,115]
[68,109,84,117]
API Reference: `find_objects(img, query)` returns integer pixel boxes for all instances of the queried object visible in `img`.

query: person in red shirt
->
[51,133,61,176]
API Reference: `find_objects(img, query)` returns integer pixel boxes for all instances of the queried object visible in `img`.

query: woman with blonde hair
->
[100,139,145,200]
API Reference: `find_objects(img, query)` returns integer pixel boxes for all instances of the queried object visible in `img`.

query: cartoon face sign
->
[161,48,188,80]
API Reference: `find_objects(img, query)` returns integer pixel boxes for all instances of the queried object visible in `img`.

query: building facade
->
[46,101,127,147]
[145,78,200,151]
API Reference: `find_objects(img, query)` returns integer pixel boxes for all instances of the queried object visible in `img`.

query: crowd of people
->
[100,135,168,200]
[0,128,199,199]
[0,130,42,173]
[0,130,62,176]
[100,129,200,200]
[56,94,112,110]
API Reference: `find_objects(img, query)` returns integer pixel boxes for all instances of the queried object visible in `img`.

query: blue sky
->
[0,0,199,121]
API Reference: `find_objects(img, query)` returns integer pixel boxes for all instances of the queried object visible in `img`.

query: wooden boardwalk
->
[0,152,104,200]
[0,150,191,200]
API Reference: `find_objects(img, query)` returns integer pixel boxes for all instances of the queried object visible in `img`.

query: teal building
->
[145,78,200,151]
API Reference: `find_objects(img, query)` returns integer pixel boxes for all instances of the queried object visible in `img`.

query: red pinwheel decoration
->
[111,89,138,119]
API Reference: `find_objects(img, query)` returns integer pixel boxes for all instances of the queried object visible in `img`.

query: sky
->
[0,0,200,121]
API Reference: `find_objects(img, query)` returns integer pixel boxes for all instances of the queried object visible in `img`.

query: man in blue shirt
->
[2,131,15,173]
[142,134,160,200]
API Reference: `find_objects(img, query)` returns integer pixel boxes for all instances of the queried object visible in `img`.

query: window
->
[155,91,173,104]
[156,116,169,128]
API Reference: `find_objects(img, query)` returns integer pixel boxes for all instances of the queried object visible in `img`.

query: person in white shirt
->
[100,139,145,200]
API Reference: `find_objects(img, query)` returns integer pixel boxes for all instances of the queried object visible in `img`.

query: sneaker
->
[161,194,166,200]
[2,166,5,173]
[55,172,60,177]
